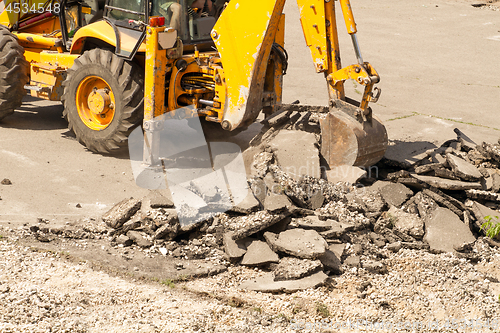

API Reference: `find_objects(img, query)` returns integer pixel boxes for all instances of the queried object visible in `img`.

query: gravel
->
[185,244,500,332]
[3,226,500,332]
[0,234,290,333]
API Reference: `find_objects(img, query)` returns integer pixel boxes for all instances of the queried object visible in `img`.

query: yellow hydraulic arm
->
[211,0,381,130]
[210,0,287,131]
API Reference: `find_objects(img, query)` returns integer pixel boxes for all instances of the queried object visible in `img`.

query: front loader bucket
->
[320,105,387,168]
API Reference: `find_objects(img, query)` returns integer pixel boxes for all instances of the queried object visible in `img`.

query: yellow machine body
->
[1,0,386,166]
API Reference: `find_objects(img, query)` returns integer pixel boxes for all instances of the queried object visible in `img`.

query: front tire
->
[0,26,29,120]
[61,49,144,153]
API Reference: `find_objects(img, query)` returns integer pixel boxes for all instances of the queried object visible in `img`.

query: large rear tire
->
[61,49,144,153]
[0,26,29,120]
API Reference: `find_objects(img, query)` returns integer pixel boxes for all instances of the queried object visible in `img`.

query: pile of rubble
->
[27,110,500,293]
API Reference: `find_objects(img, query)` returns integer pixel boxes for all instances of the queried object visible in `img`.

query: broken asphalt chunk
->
[223,231,247,261]
[230,191,261,214]
[230,211,289,240]
[126,230,152,248]
[362,260,388,274]
[446,154,483,181]
[241,240,279,266]
[411,174,482,191]
[386,206,424,240]
[318,249,343,274]
[102,198,141,229]
[378,183,414,208]
[264,228,327,259]
[263,192,293,213]
[143,190,174,209]
[384,141,438,169]
[319,221,356,239]
[268,130,321,180]
[153,219,179,240]
[272,257,323,281]
[325,165,367,185]
[424,207,476,253]
[422,189,464,218]
[414,163,442,175]
[454,128,477,152]
[296,215,333,232]
[239,271,328,293]
[491,173,500,193]
[466,189,500,202]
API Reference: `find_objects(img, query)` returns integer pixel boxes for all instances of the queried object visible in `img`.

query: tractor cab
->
[62,0,221,56]
[59,0,223,58]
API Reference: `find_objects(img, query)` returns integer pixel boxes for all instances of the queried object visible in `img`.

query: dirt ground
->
[1,0,500,332]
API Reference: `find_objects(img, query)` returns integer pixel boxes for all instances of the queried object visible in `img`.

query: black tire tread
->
[61,49,144,153]
[0,26,29,120]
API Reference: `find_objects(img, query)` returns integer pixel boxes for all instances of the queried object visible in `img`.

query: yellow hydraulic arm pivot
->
[297,0,380,114]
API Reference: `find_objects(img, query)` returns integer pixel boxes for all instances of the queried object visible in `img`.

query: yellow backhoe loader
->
[0,0,386,168]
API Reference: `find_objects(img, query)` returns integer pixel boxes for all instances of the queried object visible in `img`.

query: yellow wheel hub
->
[76,76,116,130]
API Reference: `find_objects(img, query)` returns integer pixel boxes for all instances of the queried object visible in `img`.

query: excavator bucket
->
[296,0,388,168]
[320,105,387,168]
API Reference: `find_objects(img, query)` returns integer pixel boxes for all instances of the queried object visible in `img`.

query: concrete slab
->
[272,257,323,281]
[296,215,332,232]
[424,207,476,253]
[223,231,247,261]
[268,130,321,180]
[230,191,261,214]
[412,174,482,190]
[379,183,414,208]
[241,240,279,266]
[387,206,425,240]
[446,154,483,181]
[102,198,141,229]
[319,249,342,274]
[328,243,346,260]
[239,271,328,293]
[264,229,327,259]
[325,166,367,184]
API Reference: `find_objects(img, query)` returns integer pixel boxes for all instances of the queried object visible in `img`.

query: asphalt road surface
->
[0,0,499,226]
